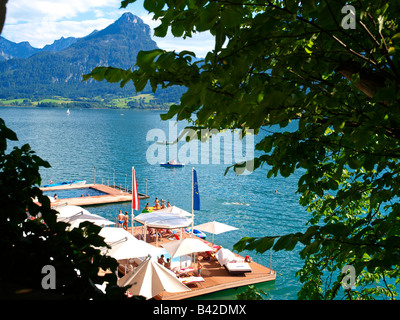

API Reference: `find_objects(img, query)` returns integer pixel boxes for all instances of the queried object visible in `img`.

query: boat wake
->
[223,202,250,206]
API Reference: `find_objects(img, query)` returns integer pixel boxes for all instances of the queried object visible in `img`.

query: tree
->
[0,118,127,299]
[0,8,127,299]
[85,0,400,299]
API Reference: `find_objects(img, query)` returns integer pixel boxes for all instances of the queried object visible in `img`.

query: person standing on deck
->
[197,260,203,276]
[117,210,124,228]
[123,211,129,230]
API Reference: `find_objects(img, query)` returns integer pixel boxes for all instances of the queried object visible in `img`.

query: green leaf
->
[252,236,277,253]
[214,23,226,53]
[300,240,320,257]
[220,7,242,28]
[273,234,297,251]
[154,23,168,37]
[348,156,361,170]
[136,49,165,71]
[120,0,136,9]
[233,236,255,252]
[143,0,165,12]
[322,222,349,237]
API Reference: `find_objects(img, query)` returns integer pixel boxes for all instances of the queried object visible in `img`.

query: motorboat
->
[160,160,184,168]
[42,180,86,188]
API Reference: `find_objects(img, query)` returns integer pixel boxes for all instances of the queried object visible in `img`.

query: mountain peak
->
[117,12,142,24]
[0,12,159,97]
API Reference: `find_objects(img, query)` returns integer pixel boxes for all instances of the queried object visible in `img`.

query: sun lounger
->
[180,276,205,285]
[224,262,252,275]
[215,248,252,275]
[174,267,195,276]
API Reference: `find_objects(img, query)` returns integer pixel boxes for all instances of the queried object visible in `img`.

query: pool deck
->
[124,226,276,300]
[40,184,149,207]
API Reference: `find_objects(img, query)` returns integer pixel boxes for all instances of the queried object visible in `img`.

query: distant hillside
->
[0,13,184,104]
[0,37,40,60]
[42,36,79,52]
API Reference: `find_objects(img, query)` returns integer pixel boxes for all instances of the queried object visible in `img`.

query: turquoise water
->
[0,106,309,300]
[42,187,108,199]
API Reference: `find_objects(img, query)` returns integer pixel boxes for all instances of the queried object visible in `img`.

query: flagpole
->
[191,167,194,238]
[131,166,134,236]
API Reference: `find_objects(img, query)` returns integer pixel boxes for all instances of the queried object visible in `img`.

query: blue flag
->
[193,169,200,211]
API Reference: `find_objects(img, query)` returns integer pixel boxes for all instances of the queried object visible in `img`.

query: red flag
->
[132,167,139,211]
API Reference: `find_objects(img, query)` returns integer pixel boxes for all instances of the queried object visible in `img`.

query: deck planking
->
[40,184,148,207]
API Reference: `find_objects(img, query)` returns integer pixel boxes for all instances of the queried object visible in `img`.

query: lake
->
[0,106,309,300]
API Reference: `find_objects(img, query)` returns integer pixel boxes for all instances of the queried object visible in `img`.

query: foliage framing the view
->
[0,3,134,299]
[0,118,130,298]
[85,0,400,299]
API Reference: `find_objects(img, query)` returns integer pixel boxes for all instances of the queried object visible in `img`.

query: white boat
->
[67,109,70,115]
[42,180,86,188]
[160,160,184,168]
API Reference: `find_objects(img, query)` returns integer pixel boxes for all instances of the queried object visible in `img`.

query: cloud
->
[5,0,121,23]
[2,0,124,47]
[1,0,214,56]
[139,13,214,58]
[3,18,115,48]
[156,33,214,59]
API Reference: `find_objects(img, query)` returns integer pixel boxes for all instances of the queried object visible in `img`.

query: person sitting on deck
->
[123,211,129,230]
[117,210,124,228]
[158,255,165,266]
[167,201,171,207]
[143,203,150,212]
[154,197,160,209]
[164,229,173,236]
[165,258,171,269]
[149,228,161,241]
[160,199,166,209]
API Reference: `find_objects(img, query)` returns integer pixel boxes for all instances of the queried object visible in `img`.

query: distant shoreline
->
[0,95,172,110]
[0,104,169,111]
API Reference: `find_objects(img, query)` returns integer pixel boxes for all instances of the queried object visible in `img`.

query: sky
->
[1,0,214,58]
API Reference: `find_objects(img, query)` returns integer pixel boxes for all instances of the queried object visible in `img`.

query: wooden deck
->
[40,184,148,207]
[126,226,276,300]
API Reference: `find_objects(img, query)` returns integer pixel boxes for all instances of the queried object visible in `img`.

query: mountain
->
[0,37,40,61]
[1,32,97,58]
[41,36,79,52]
[0,13,169,100]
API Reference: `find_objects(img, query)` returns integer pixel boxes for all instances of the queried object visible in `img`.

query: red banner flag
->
[132,167,139,211]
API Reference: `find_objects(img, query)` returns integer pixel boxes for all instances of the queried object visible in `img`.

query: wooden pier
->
[40,183,276,299]
[40,183,149,207]
[126,226,276,300]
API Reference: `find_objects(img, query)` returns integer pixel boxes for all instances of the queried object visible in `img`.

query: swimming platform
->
[40,183,149,207]
[125,226,276,300]
[39,184,276,299]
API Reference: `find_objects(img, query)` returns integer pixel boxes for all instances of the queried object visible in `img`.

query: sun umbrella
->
[134,211,193,229]
[99,227,166,260]
[55,205,92,220]
[118,256,191,299]
[63,212,114,229]
[161,238,211,258]
[194,220,238,244]
[155,205,192,217]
